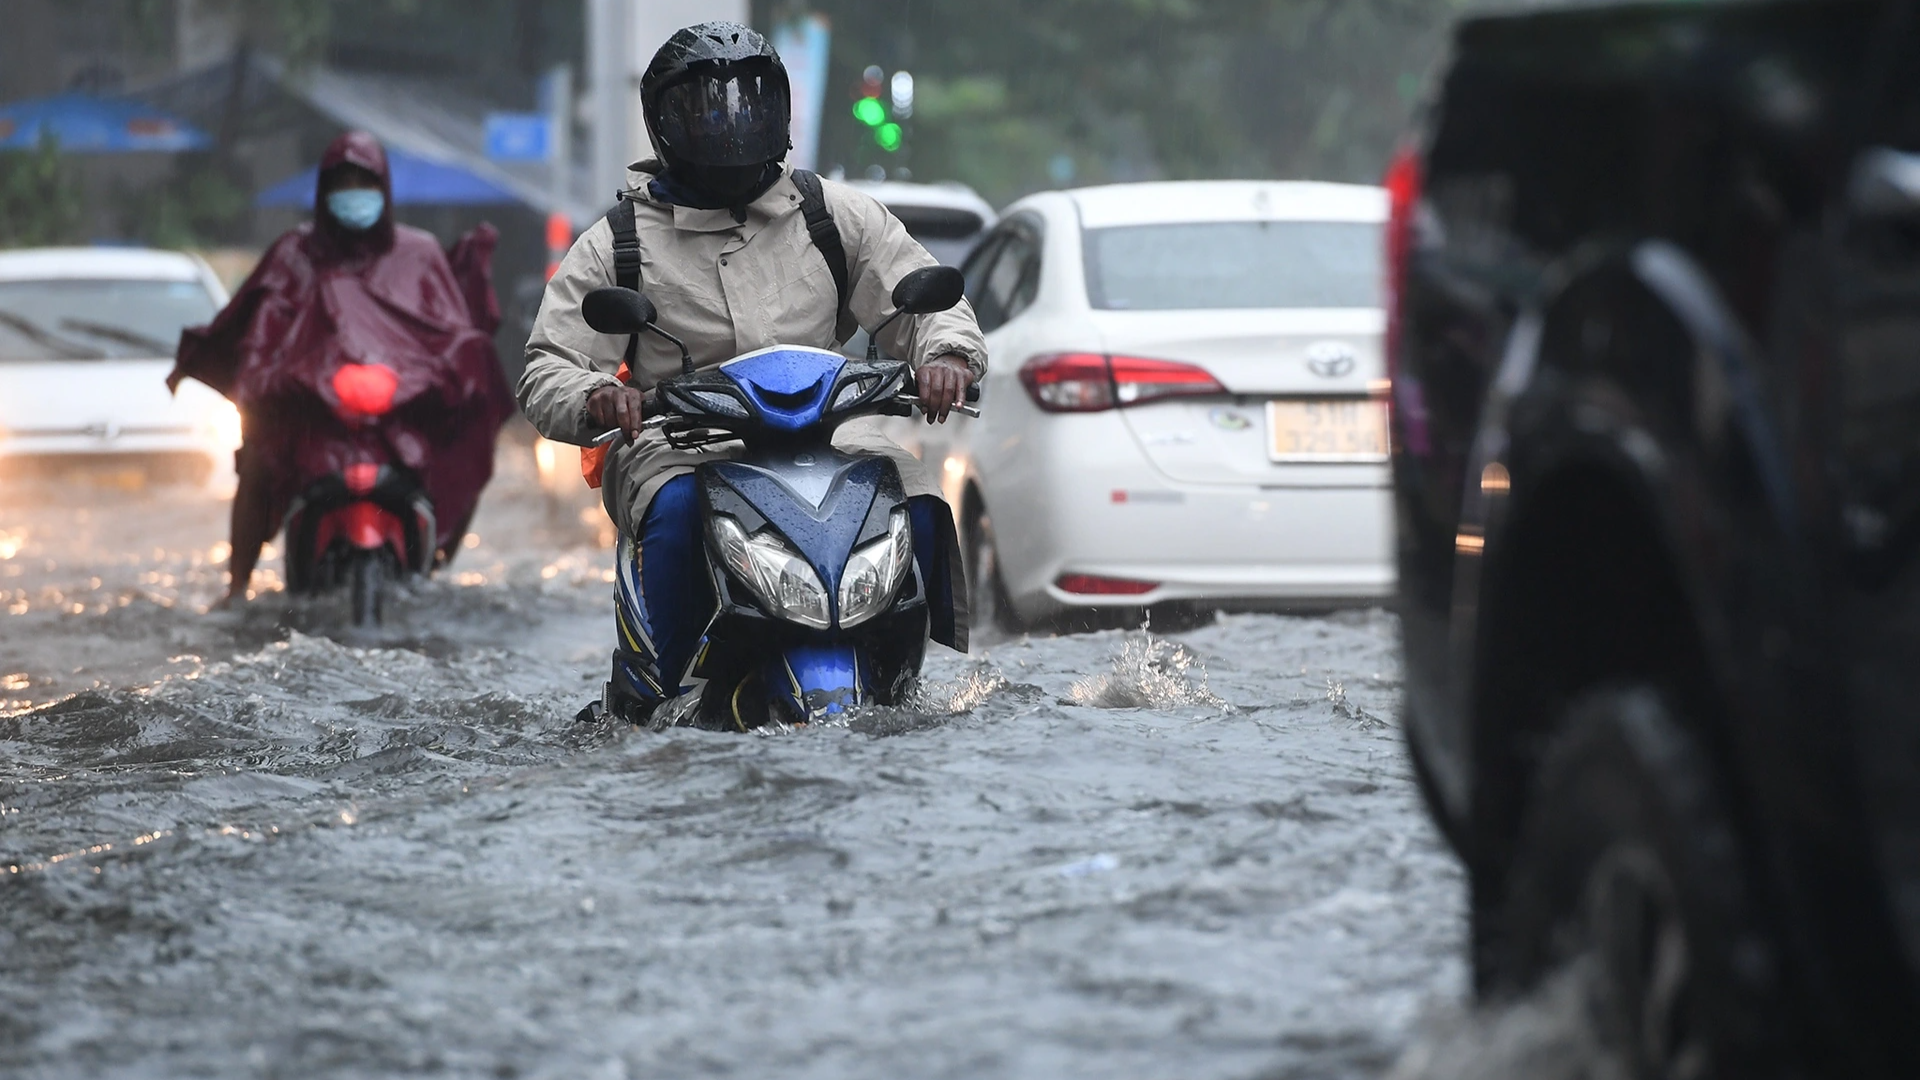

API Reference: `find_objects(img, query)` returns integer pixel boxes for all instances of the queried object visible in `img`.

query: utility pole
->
[586,0,631,206]
[587,0,749,203]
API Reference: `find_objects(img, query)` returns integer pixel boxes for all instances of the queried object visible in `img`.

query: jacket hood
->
[626,157,666,187]
[314,130,395,255]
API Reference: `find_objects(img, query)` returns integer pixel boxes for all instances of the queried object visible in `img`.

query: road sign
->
[485,113,552,162]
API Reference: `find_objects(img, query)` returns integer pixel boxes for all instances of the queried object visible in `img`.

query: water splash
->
[909,663,1012,716]
[1326,677,1389,730]
[1387,960,1628,1080]
[1066,632,1231,710]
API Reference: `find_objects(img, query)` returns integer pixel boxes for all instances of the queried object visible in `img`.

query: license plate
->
[1266,398,1389,462]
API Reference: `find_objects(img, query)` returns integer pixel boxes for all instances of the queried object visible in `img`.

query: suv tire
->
[1494,685,1786,1079]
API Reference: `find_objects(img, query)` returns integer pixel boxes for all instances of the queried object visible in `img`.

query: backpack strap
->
[789,169,851,327]
[605,195,642,367]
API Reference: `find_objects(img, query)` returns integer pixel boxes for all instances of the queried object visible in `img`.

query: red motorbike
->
[280,362,437,626]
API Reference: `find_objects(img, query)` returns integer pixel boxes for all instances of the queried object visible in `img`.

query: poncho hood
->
[313,130,397,259]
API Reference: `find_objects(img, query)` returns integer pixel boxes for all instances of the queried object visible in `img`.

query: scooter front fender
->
[768,643,870,724]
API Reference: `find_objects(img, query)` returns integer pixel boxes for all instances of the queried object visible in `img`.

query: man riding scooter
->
[520,22,986,723]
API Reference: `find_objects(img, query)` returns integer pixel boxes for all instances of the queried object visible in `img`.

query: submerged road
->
[1,438,1467,1079]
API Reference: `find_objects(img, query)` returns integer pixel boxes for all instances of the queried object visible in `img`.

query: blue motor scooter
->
[581,266,976,729]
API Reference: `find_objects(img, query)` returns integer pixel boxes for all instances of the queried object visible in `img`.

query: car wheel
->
[1493,685,1784,1079]
[966,507,1023,636]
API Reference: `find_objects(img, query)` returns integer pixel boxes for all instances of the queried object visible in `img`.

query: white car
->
[911,180,1395,627]
[846,179,997,267]
[0,248,238,487]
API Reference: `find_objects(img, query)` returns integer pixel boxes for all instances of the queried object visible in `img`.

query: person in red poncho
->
[168,131,516,607]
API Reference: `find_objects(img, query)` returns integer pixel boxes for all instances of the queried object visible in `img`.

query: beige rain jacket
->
[519,160,988,535]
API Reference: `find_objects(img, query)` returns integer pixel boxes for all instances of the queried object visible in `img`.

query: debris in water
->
[1058,853,1119,878]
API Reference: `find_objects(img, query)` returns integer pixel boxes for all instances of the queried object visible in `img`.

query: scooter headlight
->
[710,515,832,629]
[837,509,913,629]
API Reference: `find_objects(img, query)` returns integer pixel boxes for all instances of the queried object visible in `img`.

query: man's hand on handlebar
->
[918,354,975,424]
[587,384,648,443]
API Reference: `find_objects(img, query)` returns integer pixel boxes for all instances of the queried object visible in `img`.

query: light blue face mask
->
[326,189,385,231]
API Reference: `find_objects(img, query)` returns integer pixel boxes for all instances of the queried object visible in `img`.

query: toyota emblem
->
[1305,342,1357,378]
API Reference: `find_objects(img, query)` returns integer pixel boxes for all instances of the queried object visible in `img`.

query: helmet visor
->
[653,67,790,167]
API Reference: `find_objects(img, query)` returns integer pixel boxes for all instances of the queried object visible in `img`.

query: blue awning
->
[256,145,520,208]
[0,94,211,153]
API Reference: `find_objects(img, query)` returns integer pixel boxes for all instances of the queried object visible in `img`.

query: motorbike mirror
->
[582,287,658,336]
[890,266,965,315]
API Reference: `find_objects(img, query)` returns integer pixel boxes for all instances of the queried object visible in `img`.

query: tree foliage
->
[0,137,85,248]
[762,0,1472,203]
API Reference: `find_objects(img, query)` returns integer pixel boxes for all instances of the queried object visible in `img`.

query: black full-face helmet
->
[641,22,791,205]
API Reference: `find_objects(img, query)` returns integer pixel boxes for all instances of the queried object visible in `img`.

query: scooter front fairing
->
[607,346,946,728]
[582,267,975,729]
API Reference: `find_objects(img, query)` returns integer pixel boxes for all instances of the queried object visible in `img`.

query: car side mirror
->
[890,266,965,315]
[583,287,658,335]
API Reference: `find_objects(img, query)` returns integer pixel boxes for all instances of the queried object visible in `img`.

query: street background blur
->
[1,4,1494,1077]
[0,0,1469,381]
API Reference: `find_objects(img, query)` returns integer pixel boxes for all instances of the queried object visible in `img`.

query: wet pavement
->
[1,438,1470,1079]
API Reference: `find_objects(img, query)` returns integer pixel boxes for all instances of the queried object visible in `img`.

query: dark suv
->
[1390,1,1920,1074]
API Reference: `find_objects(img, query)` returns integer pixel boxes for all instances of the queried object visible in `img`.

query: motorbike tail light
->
[345,462,379,495]
[1020,353,1114,412]
[342,502,389,550]
[1110,355,1226,406]
[1055,573,1158,596]
[333,363,399,421]
[1019,354,1224,413]
[1382,144,1423,393]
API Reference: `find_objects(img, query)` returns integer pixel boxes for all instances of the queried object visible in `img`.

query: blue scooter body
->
[610,345,963,728]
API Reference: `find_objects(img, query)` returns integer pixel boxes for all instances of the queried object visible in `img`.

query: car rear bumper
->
[0,436,228,482]
[1013,481,1396,610]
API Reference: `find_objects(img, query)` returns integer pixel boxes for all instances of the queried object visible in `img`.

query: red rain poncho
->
[168,132,515,556]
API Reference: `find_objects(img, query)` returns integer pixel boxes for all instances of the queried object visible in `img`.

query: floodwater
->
[1,437,1475,1079]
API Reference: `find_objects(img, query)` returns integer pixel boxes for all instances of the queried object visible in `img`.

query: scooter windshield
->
[720,347,846,433]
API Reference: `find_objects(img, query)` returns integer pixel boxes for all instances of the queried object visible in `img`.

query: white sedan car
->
[914,180,1394,628]
[0,248,238,487]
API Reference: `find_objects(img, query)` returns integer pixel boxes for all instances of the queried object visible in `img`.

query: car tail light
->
[1019,353,1113,412]
[1382,145,1422,390]
[1055,573,1158,596]
[1111,356,1225,405]
[1019,354,1224,413]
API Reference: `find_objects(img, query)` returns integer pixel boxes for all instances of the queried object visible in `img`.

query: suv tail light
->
[1382,145,1423,388]
[1018,353,1225,413]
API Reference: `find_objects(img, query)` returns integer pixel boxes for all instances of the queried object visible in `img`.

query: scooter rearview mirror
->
[890,266,965,315]
[582,287,658,336]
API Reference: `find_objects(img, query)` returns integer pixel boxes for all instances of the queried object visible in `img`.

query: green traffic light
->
[876,122,903,152]
[853,97,886,127]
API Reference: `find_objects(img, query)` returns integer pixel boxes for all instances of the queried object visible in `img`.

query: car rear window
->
[888,205,986,239]
[891,205,990,268]
[1083,221,1382,311]
[0,278,219,361]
